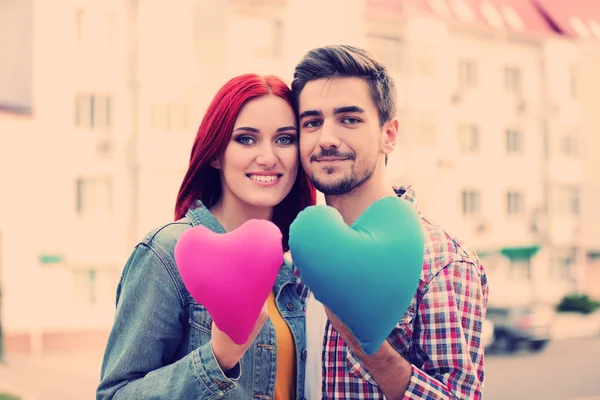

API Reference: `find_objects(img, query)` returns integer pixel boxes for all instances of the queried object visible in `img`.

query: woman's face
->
[212,95,299,210]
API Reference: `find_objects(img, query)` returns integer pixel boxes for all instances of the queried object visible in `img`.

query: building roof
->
[533,0,600,39]
[366,0,600,39]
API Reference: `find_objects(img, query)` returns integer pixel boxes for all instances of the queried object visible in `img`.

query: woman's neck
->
[209,196,274,232]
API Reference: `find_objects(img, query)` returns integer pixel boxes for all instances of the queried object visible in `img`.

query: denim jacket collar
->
[185,202,297,290]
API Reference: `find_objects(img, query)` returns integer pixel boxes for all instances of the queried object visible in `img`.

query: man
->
[291,45,489,400]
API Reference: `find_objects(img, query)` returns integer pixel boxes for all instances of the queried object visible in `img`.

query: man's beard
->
[310,160,377,196]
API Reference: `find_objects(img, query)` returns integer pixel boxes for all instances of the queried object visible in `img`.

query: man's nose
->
[317,121,341,149]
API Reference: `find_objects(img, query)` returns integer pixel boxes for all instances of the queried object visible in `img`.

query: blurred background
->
[0,0,599,399]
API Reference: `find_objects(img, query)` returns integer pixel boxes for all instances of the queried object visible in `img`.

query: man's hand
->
[323,306,365,355]
[324,306,397,359]
[324,306,412,400]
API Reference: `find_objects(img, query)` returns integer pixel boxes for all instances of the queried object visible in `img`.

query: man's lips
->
[315,157,347,162]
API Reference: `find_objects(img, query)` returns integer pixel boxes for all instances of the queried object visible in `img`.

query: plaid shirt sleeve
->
[290,253,311,311]
[403,260,487,400]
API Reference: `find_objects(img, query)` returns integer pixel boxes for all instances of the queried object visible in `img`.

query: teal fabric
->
[289,196,424,355]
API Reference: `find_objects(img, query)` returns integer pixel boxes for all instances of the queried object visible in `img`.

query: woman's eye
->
[235,136,256,145]
[276,136,296,145]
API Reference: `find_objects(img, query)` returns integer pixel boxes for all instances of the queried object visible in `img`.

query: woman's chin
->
[241,195,286,211]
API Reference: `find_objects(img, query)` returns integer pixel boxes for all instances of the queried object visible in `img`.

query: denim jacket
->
[97,204,309,399]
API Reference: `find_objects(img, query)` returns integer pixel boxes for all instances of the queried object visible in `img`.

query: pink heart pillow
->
[174,219,284,344]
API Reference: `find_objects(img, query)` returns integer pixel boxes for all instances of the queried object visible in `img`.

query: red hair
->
[175,73,316,250]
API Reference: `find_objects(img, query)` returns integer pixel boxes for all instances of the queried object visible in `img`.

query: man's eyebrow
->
[334,106,365,115]
[298,110,323,120]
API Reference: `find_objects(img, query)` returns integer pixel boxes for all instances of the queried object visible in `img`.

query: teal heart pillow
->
[289,196,424,355]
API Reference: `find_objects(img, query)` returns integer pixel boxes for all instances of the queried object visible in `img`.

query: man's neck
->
[325,172,396,226]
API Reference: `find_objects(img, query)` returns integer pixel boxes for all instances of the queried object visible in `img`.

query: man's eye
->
[341,117,360,124]
[303,120,322,129]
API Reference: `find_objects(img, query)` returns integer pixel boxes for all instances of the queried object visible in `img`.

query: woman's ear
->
[210,158,221,169]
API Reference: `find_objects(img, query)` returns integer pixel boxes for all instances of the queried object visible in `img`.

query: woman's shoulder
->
[139,217,194,254]
[120,217,195,306]
[138,204,222,255]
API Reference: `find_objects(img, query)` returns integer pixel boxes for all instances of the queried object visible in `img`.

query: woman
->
[97,74,316,399]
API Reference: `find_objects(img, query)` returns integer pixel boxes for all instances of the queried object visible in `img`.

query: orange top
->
[266,290,297,400]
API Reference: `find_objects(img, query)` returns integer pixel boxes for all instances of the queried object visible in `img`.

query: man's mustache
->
[310,148,356,162]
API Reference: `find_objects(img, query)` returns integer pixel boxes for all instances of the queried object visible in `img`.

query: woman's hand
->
[211,301,269,371]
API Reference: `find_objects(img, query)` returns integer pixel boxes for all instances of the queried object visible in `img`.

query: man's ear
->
[210,158,221,169]
[382,118,398,155]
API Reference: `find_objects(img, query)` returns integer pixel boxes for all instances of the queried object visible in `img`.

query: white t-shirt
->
[284,252,327,400]
[304,292,327,400]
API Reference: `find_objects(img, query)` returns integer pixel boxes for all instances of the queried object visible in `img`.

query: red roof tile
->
[533,0,600,39]
[366,0,559,38]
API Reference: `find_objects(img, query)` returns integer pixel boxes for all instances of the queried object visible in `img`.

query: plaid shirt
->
[299,186,489,400]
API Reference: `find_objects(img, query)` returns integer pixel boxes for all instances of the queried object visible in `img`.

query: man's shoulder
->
[418,213,484,283]
[394,185,483,283]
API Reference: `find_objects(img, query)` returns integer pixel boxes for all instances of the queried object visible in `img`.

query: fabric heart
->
[289,196,424,355]
[174,219,284,344]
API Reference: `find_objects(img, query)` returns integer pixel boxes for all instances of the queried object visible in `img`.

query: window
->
[569,66,577,99]
[368,35,403,73]
[75,9,85,43]
[510,258,532,280]
[73,269,97,306]
[76,177,114,219]
[557,186,580,216]
[458,59,477,88]
[458,124,479,153]
[549,249,577,279]
[150,103,192,132]
[232,17,282,59]
[507,191,524,215]
[75,94,112,129]
[414,43,435,77]
[504,67,521,94]
[561,134,579,156]
[254,19,282,59]
[542,120,549,158]
[107,12,116,46]
[416,112,437,146]
[462,190,480,215]
[506,128,522,154]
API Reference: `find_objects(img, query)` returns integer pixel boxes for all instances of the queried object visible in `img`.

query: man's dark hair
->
[291,44,397,127]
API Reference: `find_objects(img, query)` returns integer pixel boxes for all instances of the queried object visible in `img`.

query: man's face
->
[297,76,397,195]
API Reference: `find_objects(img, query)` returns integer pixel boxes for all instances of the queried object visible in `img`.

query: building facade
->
[1,0,598,354]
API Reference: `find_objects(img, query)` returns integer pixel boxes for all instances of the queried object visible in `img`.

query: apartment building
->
[1,0,598,355]
[0,0,130,354]
[533,1,600,299]
[128,0,600,305]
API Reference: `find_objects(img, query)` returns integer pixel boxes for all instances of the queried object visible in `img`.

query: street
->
[484,336,600,400]
[0,350,102,400]
[0,337,599,399]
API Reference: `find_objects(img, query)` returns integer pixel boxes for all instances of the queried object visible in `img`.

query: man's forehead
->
[298,77,372,112]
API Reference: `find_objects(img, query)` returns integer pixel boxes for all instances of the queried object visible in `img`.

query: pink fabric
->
[174,219,284,344]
